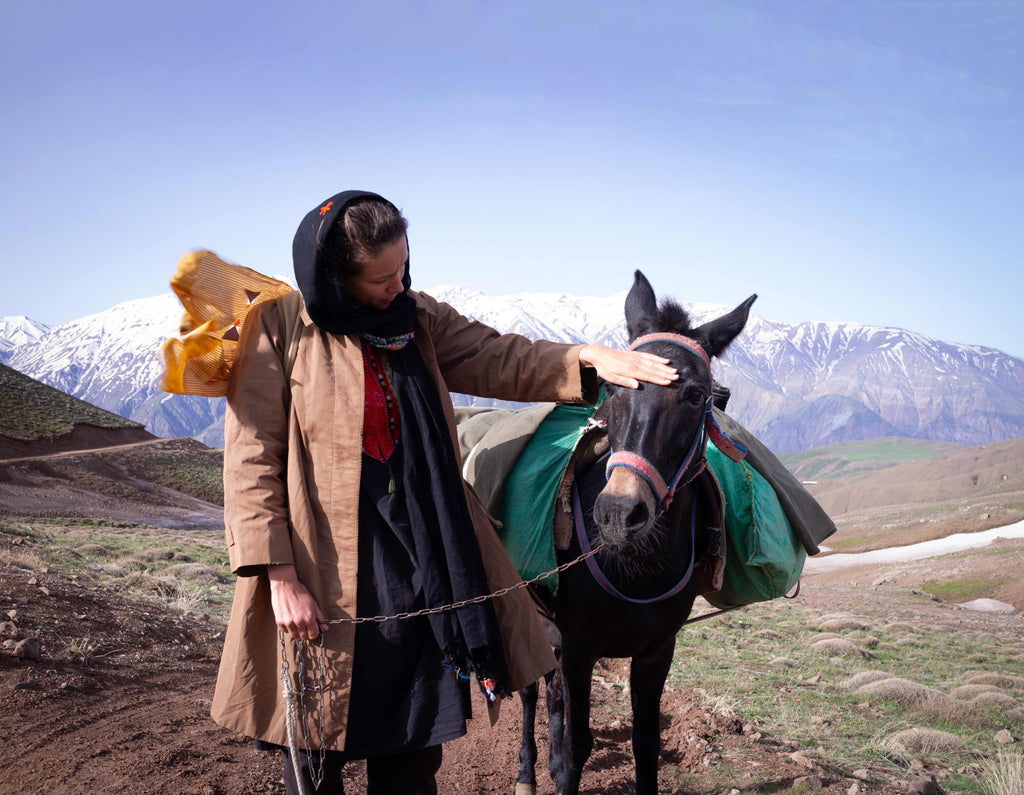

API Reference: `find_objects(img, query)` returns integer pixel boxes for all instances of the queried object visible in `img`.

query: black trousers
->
[282,745,442,795]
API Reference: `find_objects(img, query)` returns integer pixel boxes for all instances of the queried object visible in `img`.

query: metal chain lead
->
[278,542,609,774]
[293,635,328,789]
[323,542,609,626]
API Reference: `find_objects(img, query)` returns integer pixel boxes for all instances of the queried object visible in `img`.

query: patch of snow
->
[957,598,1016,614]
[804,520,1024,574]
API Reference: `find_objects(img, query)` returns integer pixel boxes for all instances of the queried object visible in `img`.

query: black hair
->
[323,198,408,282]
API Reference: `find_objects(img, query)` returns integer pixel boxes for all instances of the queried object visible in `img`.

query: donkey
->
[516,271,755,795]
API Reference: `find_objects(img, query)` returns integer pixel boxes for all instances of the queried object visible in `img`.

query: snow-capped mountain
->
[0,316,49,363]
[5,287,1024,452]
[4,295,224,443]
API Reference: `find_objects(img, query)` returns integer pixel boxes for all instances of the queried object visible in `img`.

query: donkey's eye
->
[684,388,706,407]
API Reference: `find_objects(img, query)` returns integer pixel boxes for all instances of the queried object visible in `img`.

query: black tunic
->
[341,447,472,758]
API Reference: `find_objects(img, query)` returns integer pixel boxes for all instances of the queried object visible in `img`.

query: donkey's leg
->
[544,667,566,788]
[558,650,596,795]
[630,636,676,795]
[515,682,540,795]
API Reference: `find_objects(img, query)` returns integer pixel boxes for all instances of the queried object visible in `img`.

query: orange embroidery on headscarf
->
[319,201,334,216]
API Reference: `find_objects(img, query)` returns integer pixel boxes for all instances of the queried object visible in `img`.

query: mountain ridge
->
[4,285,1023,452]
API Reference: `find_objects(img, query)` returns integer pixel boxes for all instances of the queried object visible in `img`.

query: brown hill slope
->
[0,362,154,458]
[803,436,1024,551]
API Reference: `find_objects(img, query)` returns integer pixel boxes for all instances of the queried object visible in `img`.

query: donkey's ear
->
[625,270,658,342]
[695,294,757,358]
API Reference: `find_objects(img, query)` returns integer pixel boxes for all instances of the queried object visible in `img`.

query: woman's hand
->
[267,564,327,640]
[579,344,678,389]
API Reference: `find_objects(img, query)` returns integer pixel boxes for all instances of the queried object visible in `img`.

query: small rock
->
[13,637,42,661]
[806,673,822,684]
[906,775,946,795]
[0,621,19,639]
[27,576,38,586]
[852,769,875,781]
[794,775,823,790]
[994,729,1015,745]
[847,782,861,795]
[38,587,50,597]
[3,639,17,651]
[6,610,18,621]
[789,750,818,770]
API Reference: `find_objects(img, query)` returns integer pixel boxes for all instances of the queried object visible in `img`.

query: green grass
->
[0,516,234,624]
[778,437,962,481]
[921,577,1010,602]
[668,596,1024,793]
[0,362,142,441]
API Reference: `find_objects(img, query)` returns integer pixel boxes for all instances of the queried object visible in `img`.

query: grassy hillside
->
[0,362,144,442]
[778,436,964,482]
[775,436,1024,553]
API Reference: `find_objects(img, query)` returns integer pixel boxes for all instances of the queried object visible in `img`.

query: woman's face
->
[345,237,408,310]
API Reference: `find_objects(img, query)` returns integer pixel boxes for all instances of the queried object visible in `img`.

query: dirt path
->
[1,564,925,795]
[0,437,173,466]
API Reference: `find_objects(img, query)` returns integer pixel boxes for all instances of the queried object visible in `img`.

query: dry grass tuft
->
[883,621,917,634]
[847,631,880,648]
[883,727,965,757]
[169,582,209,615]
[966,673,1024,689]
[810,612,854,628]
[856,677,945,705]
[981,752,1024,795]
[811,638,868,658]
[971,691,1020,708]
[75,543,110,557]
[0,546,46,572]
[950,684,1003,701]
[141,547,176,561]
[842,671,893,689]
[165,563,223,584]
[818,617,874,633]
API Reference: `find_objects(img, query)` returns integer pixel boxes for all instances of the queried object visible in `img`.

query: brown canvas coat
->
[211,290,585,751]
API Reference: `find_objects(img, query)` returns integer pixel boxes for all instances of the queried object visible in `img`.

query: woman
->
[211,190,677,794]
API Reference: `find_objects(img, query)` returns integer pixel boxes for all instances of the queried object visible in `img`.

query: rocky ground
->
[2,440,1021,793]
[5,559,1009,795]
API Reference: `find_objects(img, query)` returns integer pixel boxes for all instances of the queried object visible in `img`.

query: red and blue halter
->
[573,332,747,604]
[606,332,746,509]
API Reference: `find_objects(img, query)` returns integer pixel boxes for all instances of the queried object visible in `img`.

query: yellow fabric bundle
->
[161,250,294,396]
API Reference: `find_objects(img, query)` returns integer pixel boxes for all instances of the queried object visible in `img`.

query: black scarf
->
[293,189,416,336]
[293,190,510,697]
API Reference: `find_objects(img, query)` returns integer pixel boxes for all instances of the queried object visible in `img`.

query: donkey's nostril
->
[625,502,648,531]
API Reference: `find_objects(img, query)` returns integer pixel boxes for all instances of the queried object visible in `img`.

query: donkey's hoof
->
[514,784,536,795]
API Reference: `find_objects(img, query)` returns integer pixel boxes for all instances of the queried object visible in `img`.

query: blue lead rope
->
[571,483,696,604]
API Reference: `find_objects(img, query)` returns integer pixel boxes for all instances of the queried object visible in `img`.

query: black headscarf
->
[292,190,511,699]
[293,189,416,337]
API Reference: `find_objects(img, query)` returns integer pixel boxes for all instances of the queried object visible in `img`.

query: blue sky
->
[2,0,1022,356]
